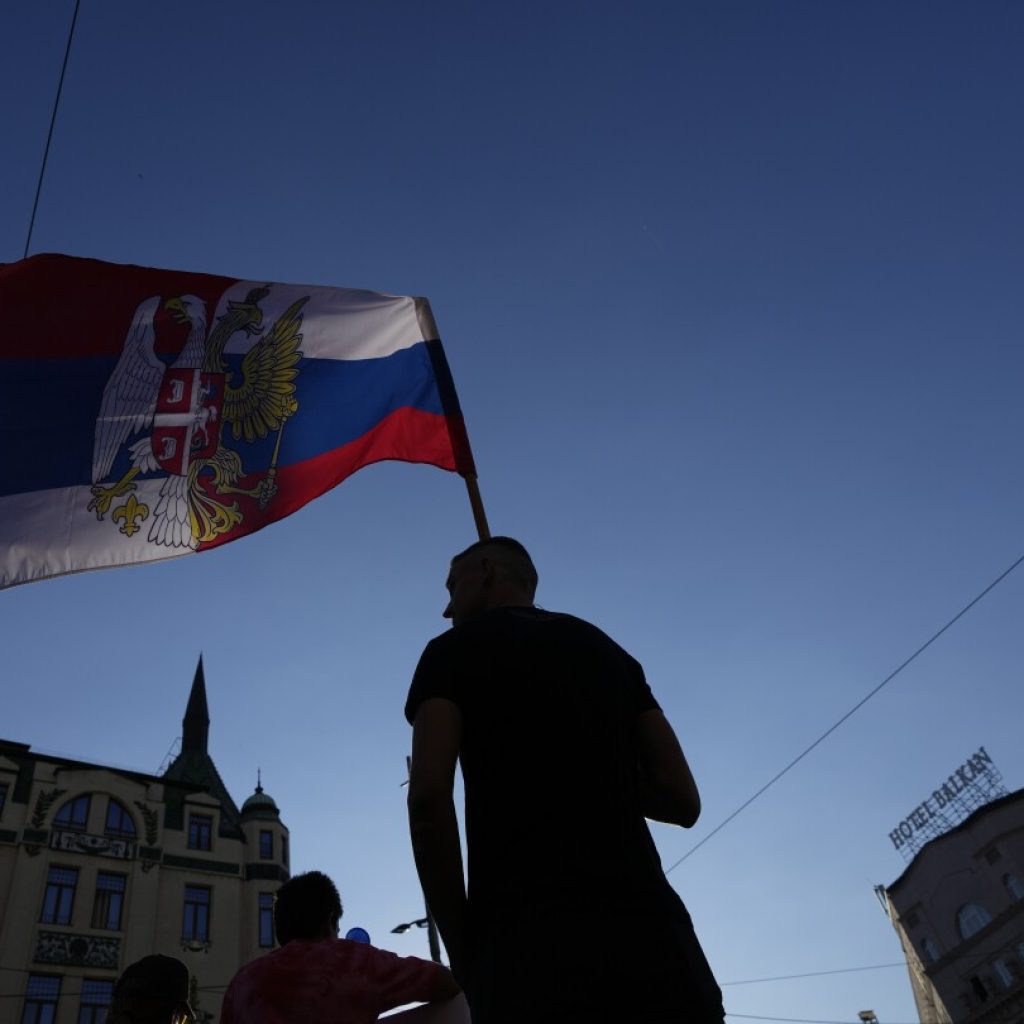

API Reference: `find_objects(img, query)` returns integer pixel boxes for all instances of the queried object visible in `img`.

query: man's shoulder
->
[424,608,636,659]
[229,939,387,984]
[527,609,637,657]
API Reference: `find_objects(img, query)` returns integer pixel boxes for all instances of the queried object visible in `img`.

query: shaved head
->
[451,536,538,599]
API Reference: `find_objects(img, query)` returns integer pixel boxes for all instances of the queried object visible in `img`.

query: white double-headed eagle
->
[89,286,307,547]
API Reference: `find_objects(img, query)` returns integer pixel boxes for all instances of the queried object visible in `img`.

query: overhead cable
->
[665,551,1024,875]
[722,963,905,986]
[23,0,81,258]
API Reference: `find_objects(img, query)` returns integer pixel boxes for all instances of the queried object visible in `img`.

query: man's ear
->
[480,556,496,588]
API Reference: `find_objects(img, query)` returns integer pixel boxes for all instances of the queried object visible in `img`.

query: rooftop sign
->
[889,746,1007,861]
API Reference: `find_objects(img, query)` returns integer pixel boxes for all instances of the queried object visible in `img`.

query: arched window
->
[993,959,1015,989]
[1004,874,1024,901]
[54,794,91,831]
[956,903,993,940]
[104,798,136,838]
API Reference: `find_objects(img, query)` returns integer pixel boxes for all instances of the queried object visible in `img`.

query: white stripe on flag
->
[221,283,427,362]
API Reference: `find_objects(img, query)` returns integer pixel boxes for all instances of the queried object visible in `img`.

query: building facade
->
[0,659,289,1024]
[880,789,1024,1024]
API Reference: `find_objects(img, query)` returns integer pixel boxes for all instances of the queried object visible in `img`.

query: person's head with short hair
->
[444,536,538,625]
[273,870,343,945]
[108,955,193,1024]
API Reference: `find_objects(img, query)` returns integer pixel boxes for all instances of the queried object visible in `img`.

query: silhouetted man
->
[221,870,460,1024]
[108,955,193,1024]
[406,537,724,1024]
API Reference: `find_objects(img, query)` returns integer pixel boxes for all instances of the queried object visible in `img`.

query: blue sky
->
[3,2,1024,1021]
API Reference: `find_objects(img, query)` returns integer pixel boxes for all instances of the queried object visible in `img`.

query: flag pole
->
[412,298,489,542]
[464,475,490,540]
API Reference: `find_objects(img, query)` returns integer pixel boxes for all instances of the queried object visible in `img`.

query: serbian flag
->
[0,254,476,589]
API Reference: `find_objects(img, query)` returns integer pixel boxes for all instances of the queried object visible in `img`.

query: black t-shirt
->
[405,607,682,930]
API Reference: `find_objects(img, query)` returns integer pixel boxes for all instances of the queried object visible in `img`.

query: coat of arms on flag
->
[0,254,478,589]
[88,286,306,549]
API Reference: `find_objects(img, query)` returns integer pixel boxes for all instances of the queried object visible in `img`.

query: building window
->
[904,910,920,928]
[920,936,939,963]
[104,799,136,838]
[91,872,126,930]
[41,866,78,925]
[0,781,8,819]
[259,892,275,947]
[22,974,61,1024]
[1004,874,1024,901]
[54,794,91,831]
[282,834,289,867]
[77,979,113,1024]
[182,885,211,942]
[957,903,993,940]
[993,959,1015,989]
[188,813,212,851]
[259,830,273,859]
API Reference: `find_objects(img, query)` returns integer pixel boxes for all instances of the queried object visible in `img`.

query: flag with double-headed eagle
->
[0,253,476,589]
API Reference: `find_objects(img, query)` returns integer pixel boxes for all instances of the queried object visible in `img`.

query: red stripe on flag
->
[196,406,457,550]
[0,254,236,359]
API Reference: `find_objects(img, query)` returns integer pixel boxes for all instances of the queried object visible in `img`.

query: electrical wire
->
[722,964,906,987]
[728,1014,1024,1024]
[23,0,81,259]
[0,956,941,983]
[664,552,1024,875]
[728,1015,914,1024]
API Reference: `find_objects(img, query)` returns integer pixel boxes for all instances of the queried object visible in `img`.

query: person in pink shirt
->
[221,871,460,1024]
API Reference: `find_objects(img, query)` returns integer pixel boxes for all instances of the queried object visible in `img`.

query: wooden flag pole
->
[464,475,490,540]
[412,301,487,541]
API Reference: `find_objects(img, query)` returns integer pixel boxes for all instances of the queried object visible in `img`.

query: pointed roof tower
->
[182,655,210,754]
[163,656,243,838]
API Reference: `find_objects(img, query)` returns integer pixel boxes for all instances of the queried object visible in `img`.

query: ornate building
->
[879,788,1024,1024]
[0,658,289,1024]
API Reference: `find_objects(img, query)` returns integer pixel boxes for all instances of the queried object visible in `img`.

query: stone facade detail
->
[34,931,120,969]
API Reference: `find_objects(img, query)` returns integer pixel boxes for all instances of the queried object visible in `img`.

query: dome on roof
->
[240,777,280,820]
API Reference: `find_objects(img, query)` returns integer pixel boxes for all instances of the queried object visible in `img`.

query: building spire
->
[182,654,210,754]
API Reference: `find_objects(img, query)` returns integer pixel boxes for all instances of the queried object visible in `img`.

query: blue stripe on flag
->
[0,342,443,496]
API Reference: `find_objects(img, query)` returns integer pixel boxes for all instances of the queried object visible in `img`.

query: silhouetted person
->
[406,537,724,1024]
[221,870,460,1024]
[108,955,193,1024]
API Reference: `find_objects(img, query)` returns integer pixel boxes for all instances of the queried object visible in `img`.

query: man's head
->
[444,536,538,625]
[108,955,192,1024]
[273,871,343,945]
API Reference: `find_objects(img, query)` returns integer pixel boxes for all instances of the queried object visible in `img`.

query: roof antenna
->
[256,767,263,794]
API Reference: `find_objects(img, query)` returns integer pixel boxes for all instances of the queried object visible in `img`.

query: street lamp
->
[391,915,442,963]
[391,917,430,934]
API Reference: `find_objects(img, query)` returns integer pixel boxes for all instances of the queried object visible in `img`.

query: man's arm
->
[636,709,701,827]
[427,965,462,1002]
[407,698,469,982]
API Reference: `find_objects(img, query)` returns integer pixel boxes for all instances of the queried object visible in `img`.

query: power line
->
[665,552,1024,875]
[723,964,906,987]
[728,1015,917,1024]
[729,1015,1024,1024]
[23,0,81,259]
